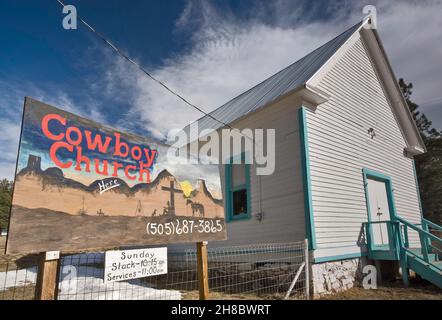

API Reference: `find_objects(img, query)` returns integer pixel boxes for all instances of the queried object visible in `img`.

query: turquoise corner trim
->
[224,152,251,223]
[298,106,316,250]
[412,160,424,219]
[362,168,399,253]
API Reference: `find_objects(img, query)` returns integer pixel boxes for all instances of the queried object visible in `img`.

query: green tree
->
[399,79,442,225]
[0,178,13,232]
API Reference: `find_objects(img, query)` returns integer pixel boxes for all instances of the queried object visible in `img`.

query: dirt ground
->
[182,291,287,300]
[319,280,442,300]
[182,282,442,300]
[173,283,442,300]
[0,285,35,300]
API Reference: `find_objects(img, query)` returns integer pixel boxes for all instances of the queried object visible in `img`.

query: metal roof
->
[186,21,362,133]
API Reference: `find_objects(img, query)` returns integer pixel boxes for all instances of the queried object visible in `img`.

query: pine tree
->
[399,78,442,225]
[0,179,13,231]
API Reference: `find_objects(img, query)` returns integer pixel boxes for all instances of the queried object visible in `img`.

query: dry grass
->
[0,236,5,252]
[0,285,35,300]
[182,290,266,300]
[1,237,37,300]
[181,290,302,300]
[178,283,442,300]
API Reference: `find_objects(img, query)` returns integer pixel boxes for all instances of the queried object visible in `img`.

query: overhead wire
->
[55,0,265,214]
[55,0,233,131]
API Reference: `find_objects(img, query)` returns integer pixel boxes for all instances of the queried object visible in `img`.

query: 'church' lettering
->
[41,113,157,182]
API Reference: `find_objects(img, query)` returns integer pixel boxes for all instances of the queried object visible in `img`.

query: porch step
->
[409,256,442,269]
[409,249,438,262]
[407,254,442,287]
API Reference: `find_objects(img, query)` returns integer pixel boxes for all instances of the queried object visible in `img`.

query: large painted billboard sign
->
[6,98,226,254]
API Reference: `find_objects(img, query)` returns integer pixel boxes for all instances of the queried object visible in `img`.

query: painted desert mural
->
[6,98,226,254]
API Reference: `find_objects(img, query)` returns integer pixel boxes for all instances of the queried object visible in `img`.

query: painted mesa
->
[6,98,226,254]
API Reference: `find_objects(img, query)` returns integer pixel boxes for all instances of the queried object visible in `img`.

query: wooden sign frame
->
[6,97,226,255]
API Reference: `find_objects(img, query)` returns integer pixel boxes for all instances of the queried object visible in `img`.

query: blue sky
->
[1,0,441,179]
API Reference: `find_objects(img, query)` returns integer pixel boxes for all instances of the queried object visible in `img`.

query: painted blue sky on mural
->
[1,0,441,179]
[17,99,222,193]
[20,109,157,171]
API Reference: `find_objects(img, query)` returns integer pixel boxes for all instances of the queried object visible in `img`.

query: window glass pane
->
[233,189,247,216]
[232,163,246,188]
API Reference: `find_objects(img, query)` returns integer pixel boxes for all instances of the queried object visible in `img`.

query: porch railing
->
[396,217,442,268]
[363,217,442,286]
[363,220,400,259]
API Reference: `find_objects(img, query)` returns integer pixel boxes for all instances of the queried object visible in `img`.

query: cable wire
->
[55,0,265,214]
[55,0,233,130]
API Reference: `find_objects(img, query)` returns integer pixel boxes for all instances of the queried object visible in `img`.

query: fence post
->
[35,251,60,300]
[304,239,310,300]
[196,241,209,300]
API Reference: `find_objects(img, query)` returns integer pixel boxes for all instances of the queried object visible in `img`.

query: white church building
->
[184,18,441,294]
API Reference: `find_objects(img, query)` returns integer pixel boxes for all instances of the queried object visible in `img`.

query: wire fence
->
[0,241,308,300]
[0,242,37,300]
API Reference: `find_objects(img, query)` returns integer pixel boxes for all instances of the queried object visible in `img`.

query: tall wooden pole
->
[196,241,209,300]
[35,251,60,300]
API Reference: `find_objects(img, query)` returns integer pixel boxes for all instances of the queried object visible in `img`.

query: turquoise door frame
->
[362,168,399,253]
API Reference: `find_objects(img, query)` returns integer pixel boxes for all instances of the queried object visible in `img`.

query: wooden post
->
[196,241,209,300]
[35,251,60,300]
[284,262,305,300]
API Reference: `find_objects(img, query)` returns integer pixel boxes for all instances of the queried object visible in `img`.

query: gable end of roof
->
[184,21,363,134]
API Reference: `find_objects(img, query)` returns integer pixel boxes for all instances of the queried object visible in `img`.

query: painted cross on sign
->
[161,178,183,216]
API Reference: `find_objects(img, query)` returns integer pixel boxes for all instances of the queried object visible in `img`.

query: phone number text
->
[146,219,224,236]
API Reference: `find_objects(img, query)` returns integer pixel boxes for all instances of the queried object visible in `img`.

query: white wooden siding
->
[216,95,306,247]
[307,35,422,260]
[170,95,307,251]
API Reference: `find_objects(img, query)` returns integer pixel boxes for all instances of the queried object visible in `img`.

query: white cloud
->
[107,2,354,139]
[369,0,442,127]
[0,162,18,181]
[0,81,104,180]
[104,0,442,140]
[1,0,441,180]
[0,119,21,176]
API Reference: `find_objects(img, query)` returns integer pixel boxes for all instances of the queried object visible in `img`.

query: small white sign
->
[45,250,60,261]
[104,247,167,283]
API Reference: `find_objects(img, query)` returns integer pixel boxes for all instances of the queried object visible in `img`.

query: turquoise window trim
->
[224,153,251,222]
[412,159,424,220]
[362,168,399,252]
[231,184,247,192]
[298,106,317,250]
